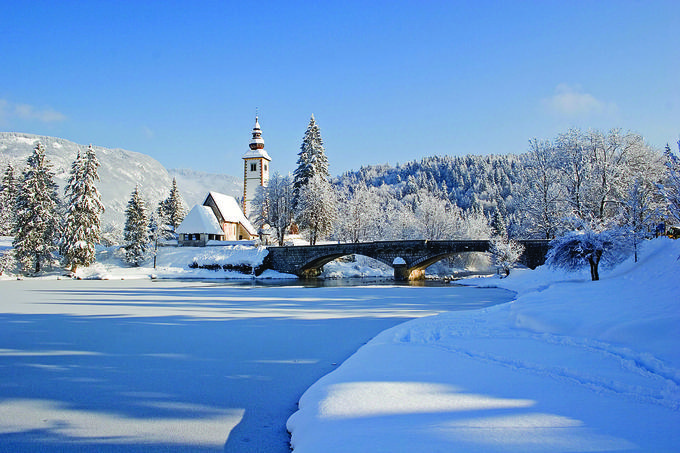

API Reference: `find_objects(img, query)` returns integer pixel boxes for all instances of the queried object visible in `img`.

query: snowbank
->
[287,238,680,452]
[69,244,294,281]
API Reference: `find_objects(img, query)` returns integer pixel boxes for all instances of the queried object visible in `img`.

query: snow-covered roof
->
[204,192,258,236]
[176,205,225,235]
[242,148,271,160]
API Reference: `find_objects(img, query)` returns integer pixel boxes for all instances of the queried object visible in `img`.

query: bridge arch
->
[298,252,397,278]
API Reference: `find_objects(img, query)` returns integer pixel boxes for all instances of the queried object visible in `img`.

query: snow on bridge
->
[264,240,550,280]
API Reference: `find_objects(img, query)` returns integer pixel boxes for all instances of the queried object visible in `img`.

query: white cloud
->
[542,84,616,117]
[0,99,67,123]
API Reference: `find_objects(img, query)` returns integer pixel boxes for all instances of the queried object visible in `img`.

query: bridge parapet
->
[264,239,550,280]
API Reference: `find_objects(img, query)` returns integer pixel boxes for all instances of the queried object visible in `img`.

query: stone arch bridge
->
[263,240,550,281]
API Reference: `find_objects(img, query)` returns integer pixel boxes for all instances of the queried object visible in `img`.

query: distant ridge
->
[0,132,242,230]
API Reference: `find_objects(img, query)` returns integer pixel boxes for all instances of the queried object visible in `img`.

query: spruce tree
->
[62,145,105,272]
[293,114,329,207]
[13,143,61,274]
[123,186,149,266]
[157,177,187,239]
[491,206,507,238]
[0,163,19,235]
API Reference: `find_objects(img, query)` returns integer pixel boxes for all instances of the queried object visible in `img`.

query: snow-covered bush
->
[546,226,629,281]
[489,234,525,277]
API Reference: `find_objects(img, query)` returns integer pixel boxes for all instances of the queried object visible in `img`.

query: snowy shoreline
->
[287,237,680,452]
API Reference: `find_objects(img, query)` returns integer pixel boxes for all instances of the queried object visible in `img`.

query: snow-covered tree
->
[582,129,653,221]
[252,172,295,246]
[13,143,61,274]
[489,234,525,277]
[659,141,680,225]
[0,249,17,276]
[123,186,149,266]
[335,182,382,243]
[546,222,629,281]
[296,174,336,245]
[617,177,662,262]
[555,128,589,218]
[414,191,458,240]
[293,114,329,208]
[490,206,507,237]
[520,138,563,239]
[62,145,104,272]
[157,177,187,239]
[0,163,19,235]
[459,207,492,239]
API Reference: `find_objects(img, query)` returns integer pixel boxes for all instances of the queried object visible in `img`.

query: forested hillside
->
[333,129,669,241]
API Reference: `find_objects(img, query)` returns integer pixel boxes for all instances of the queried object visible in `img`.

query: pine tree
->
[62,145,105,272]
[293,114,329,208]
[123,186,149,266]
[490,206,507,237]
[13,143,61,274]
[0,163,20,235]
[157,177,187,239]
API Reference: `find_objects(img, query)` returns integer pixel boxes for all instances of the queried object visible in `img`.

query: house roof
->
[204,192,258,236]
[176,205,225,235]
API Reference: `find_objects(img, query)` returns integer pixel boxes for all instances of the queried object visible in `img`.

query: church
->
[176,117,270,246]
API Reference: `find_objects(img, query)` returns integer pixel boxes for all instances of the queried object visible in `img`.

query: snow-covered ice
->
[0,270,513,451]
[287,238,680,452]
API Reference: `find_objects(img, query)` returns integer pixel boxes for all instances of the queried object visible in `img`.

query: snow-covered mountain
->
[0,132,242,229]
[168,168,241,208]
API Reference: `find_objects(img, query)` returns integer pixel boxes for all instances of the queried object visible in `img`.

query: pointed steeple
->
[249,116,265,150]
[243,116,271,160]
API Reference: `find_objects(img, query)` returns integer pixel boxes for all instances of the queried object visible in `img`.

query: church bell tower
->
[242,116,271,218]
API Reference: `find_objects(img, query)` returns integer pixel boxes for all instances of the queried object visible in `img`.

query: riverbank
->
[287,237,680,452]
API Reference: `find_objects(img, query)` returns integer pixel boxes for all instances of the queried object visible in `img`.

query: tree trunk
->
[588,250,602,281]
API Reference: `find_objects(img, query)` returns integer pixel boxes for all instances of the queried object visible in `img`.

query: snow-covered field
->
[287,237,680,452]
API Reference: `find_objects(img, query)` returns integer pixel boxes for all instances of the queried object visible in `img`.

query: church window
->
[251,163,257,172]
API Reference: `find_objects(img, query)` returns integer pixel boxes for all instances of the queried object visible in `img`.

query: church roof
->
[204,191,258,236]
[176,205,224,235]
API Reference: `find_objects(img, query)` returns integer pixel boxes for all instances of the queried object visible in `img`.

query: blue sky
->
[1,0,678,176]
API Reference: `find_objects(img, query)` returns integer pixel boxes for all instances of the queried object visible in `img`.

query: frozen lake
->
[0,279,514,452]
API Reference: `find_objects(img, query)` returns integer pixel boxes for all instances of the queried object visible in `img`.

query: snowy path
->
[0,279,513,452]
